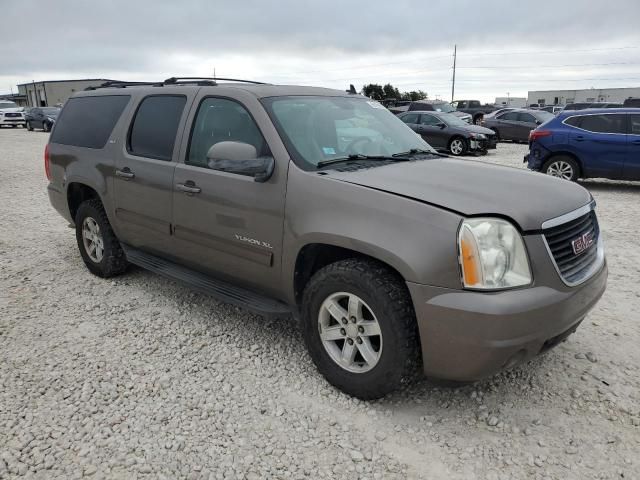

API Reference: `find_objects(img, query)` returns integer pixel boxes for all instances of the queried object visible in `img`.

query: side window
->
[457,101,467,109]
[50,95,130,149]
[400,113,419,124]
[420,114,440,126]
[128,95,186,161]
[517,113,536,123]
[564,116,582,128]
[469,101,481,108]
[630,115,640,135]
[188,97,267,169]
[579,114,626,134]
[499,112,519,121]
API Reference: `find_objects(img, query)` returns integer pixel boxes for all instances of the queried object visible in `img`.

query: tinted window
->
[499,112,519,121]
[469,101,481,108]
[517,113,536,123]
[564,116,582,128]
[400,113,419,124]
[578,114,626,134]
[128,95,186,160]
[629,115,640,135]
[188,98,267,169]
[51,95,130,149]
[420,114,441,126]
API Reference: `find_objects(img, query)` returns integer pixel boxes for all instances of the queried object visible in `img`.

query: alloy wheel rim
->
[318,292,383,373]
[82,217,104,263]
[547,161,573,180]
[450,139,464,155]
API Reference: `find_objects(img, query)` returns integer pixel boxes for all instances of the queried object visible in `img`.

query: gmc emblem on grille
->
[571,231,595,255]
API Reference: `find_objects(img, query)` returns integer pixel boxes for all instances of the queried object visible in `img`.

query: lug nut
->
[341,318,348,325]
[340,328,346,336]
[347,338,354,345]
[356,337,363,344]
[358,326,364,333]
[350,316,357,323]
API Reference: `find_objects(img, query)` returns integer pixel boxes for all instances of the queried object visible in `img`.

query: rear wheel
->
[26,121,33,131]
[301,259,420,399]
[75,199,128,278]
[448,136,468,156]
[543,156,579,181]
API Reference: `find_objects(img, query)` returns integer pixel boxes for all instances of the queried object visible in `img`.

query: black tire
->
[75,198,128,278]
[542,156,579,182]
[42,121,51,132]
[301,258,420,399]
[10,124,17,128]
[490,128,500,142]
[473,114,484,125]
[26,122,33,131]
[448,136,468,156]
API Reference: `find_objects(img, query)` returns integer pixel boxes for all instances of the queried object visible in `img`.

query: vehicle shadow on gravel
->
[579,179,640,192]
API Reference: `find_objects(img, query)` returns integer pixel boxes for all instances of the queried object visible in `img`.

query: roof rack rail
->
[163,77,269,86]
[85,81,161,91]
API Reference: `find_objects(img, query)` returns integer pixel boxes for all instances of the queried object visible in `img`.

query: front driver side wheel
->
[543,156,579,182]
[448,137,467,156]
[301,258,420,399]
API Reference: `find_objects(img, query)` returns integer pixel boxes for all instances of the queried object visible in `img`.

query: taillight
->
[529,130,552,142]
[44,143,51,181]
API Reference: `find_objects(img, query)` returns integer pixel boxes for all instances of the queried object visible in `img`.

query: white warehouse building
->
[527,87,640,106]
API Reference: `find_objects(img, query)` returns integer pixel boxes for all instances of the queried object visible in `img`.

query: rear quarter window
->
[50,95,130,149]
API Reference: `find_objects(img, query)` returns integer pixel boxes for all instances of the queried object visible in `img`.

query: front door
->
[569,113,627,179]
[495,111,519,140]
[171,94,287,297]
[624,114,640,180]
[113,93,191,254]
[417,113,449,149]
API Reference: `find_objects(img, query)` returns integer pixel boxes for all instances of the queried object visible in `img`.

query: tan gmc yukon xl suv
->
[46,78,607,399]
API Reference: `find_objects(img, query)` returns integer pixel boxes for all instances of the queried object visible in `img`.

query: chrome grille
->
[543,209,601,285]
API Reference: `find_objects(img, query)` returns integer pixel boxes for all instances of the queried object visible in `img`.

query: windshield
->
[0,101,18,109]
[432,102,456,113]
[262,96,435,169]
[438,112,468,127]
[535,111,555,122]
[42,107,60,115]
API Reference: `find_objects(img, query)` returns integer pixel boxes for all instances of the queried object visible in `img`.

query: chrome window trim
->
[541,201,605,287]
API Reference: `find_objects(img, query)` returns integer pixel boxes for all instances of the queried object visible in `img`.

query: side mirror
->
[535,120,542,125]
[206,141,274,183]
[436,123,446,129]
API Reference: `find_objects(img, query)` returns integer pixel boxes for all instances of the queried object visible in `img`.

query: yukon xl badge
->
[235,234,273,249]
[571,231,595,256]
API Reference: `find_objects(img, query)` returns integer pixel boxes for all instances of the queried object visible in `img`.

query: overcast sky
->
[2,0,640,102]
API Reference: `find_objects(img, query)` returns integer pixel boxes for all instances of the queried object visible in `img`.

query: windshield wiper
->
[317,154,410,169]
[391,148,444,158]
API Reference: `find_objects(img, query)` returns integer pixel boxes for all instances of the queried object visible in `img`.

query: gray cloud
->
[2,0,640,101]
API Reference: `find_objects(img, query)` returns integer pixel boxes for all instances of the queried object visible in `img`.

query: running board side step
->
[122,245,291,318]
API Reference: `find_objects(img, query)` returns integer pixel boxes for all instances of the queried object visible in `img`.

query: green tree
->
[382,83,401,100]
[362,83,385,100]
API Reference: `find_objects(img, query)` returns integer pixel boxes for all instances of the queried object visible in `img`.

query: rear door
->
[515,112,538,141]
[112,91,193,254]
[624,114,640,180]
[569,113,627,179]
[417,113,448,148]
[32,108,44,128]
[170,92,287,297]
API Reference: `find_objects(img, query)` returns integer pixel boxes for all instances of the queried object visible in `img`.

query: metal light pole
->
[451,44,457,103]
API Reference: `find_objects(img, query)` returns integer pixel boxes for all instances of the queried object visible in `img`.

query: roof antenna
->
[347,84,357,94]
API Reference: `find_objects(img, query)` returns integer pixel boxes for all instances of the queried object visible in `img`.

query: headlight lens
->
[458,218,532,289]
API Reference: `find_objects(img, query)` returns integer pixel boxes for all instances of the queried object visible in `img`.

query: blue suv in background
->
[526,108,640,181]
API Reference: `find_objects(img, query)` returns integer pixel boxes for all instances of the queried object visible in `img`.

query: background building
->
[17,79,118,107]
[0,93,27,106]
[527,87,640,106]
[494,96,526,108]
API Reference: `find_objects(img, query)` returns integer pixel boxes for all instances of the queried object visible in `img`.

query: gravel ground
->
[1,128,639,480]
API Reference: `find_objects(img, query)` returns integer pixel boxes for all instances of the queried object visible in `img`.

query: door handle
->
[575,136,585,142]
[115,168,135,179]
[176,182,201,194]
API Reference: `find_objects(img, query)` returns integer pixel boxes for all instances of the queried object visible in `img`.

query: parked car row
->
[0,101,61,131]
[482,109,555,143]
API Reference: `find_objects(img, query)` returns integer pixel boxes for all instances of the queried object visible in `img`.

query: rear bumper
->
[407,260,607,381]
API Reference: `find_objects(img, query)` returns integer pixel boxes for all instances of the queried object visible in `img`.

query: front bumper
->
[0,116,26,125]
[407,259,607,381]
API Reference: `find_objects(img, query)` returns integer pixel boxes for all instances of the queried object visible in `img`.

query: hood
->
[452,111,471,119]
[464,124,495,135]
[326,158,591,231]
[0,108,24,114]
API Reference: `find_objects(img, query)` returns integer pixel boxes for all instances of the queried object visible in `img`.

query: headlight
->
[470,133,486,139]
[458,218,532,289]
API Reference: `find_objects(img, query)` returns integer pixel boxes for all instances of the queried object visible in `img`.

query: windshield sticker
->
[367,101,385,109]
[322,147,336,155]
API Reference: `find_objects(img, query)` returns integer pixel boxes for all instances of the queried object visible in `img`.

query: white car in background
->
[0,100,27,128]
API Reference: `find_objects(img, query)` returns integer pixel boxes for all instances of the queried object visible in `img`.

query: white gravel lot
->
[1,128,639,480]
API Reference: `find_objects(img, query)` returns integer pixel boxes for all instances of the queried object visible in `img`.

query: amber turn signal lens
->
[460,236,480,286]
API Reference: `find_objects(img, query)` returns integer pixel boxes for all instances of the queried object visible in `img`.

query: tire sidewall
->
[75,201,122,277]
[302,268,413,398]
[449,136,467,156]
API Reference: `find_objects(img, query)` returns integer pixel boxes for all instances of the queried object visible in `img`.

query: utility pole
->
[451,44,457,103]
